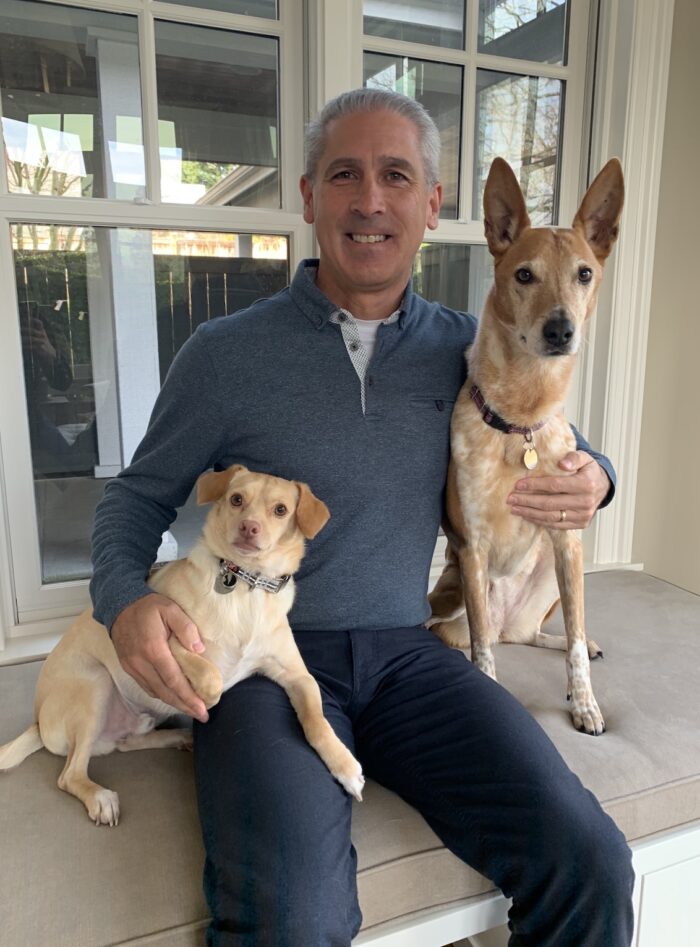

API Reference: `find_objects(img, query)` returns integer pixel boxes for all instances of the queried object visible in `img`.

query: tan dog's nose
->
[542,310,575,352]
[240,519,261,539]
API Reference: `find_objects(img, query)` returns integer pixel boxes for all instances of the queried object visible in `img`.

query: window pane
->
[0,1,144,199]
[478,0,568,65]
[364,53,462,219]
[414,242,492,313]
[364,0,466,50]
[12,224,289,583]
[155,22,279,207]
[473,69,563,224]
[164,0,277,17]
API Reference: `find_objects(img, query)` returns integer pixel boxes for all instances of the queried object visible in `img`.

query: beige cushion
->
[1,570,699,945]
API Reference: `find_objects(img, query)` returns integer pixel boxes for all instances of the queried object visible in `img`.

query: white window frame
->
[0,0,311,647]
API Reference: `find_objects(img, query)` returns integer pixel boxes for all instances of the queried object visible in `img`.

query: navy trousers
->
[193,626,634,946]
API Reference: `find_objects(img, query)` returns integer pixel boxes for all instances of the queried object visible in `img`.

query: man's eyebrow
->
[323,156,419,174]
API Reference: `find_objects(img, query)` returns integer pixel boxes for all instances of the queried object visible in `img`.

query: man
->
[91,89,634,946]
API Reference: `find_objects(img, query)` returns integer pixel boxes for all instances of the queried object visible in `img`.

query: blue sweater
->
[90,260,615,633]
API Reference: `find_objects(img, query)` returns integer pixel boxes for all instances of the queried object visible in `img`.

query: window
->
[0,0,304,627]
[362,0,578,225]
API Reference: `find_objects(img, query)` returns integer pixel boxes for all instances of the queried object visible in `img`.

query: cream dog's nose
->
[240,519,261,539]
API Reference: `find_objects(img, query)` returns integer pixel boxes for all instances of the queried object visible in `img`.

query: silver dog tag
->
[214,572,237,595]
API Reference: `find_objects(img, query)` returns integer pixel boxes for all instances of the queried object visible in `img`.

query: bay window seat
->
[1,569,698,947]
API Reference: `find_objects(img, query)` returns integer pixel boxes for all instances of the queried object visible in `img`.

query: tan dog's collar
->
[469,384,548,438]
[216,559,291,595]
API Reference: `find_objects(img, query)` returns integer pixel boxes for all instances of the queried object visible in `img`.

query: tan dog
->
[428,158,624,735]
[0,465,364,823]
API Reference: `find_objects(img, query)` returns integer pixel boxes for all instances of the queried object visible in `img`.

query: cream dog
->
[0,465,364,823]
[429,157,624,735]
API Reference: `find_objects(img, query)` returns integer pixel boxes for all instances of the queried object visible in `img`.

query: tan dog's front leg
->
[459,544,496,680]
[169,638,223,710]
[550,531,605,735]
[261,645,365,801]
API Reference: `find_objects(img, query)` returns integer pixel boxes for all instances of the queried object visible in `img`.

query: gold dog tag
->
[523,446,538,470]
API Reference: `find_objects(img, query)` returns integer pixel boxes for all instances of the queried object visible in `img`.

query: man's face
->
[300,109,442,313]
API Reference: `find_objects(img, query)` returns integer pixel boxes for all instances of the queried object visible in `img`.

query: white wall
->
[632,0,700,595]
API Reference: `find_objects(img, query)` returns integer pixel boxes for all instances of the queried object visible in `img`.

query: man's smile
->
[349,234,389,243]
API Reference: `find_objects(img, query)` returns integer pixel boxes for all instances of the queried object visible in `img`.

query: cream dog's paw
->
[87,788,120,826]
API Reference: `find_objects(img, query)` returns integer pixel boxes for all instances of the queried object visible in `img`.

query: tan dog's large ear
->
[483,157,531,259]
[295,482,330,540]
[572,158,624,262]
[196,464,247,505]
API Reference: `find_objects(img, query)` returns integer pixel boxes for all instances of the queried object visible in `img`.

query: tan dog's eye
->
[230,493,243,507]
[578,266,593,283]
[515,268,533,284]
[274,504,288,517]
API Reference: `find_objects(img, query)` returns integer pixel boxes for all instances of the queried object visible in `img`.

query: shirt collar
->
[289,259,415,330]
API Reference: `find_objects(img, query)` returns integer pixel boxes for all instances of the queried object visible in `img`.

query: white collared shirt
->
[329,307,401,413]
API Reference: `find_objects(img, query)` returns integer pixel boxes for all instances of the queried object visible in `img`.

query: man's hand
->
[507,450,610,530]
[111,594,209,723]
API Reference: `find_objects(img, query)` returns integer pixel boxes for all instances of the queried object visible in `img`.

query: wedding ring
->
[559,510,567,523]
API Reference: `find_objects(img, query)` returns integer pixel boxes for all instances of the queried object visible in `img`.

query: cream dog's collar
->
[215,559,290,595]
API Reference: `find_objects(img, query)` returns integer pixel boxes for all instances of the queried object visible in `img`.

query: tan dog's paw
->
[334,757,365,802]
[430,615,471,650]
[87,788,120,826]
[569,694,605,736]
[587,638,604,659]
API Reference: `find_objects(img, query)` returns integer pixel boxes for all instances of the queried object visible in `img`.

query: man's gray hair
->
[304,88,441,187]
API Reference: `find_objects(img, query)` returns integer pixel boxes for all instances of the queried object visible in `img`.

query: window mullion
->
[138,7,162,205]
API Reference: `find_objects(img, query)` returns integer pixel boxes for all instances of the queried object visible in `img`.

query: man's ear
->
[300,175,315,225]
[295,482,330,539]
[196,465,247,505]
[483,157,531,259]
[572,158,625,262]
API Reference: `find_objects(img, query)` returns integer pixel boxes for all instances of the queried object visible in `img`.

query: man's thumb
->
[167,604,204,653]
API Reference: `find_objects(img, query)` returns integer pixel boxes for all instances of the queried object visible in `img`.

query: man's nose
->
[350,178,386,216]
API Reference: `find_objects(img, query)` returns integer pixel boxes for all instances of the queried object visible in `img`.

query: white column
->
[581,0,676,568]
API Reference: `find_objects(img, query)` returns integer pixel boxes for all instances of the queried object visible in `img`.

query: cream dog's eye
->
[578,266,593,283]
[274,504,288,517]
[230,493,243,507]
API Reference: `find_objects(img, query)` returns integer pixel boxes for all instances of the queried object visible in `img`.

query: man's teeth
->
[351,234,387,243]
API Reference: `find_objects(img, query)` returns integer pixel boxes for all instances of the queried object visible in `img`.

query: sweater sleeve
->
[570,425,616,509]
[90,328,226,630]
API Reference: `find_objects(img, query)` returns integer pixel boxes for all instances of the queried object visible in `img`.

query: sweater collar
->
[289,259,415,330]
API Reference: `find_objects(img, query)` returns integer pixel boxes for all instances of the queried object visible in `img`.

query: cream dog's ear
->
[295,482,330,539]
[572,158,625,262]
[196,464,247,505]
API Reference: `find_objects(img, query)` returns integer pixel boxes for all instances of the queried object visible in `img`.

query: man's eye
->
[230,493,243,507]
[515,268,533,284]
[274,504,288,517]
[387,171,407,182]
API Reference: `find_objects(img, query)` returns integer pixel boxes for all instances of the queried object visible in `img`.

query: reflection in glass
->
[364,0,465,50]
[414,243,492,314]
[473,70,563,224]
[364,53,463,219]
[478,0,568,65]
[155,21,279,207]
[164,0,277,16]
[12,224,289,583]
[0,0,144,199]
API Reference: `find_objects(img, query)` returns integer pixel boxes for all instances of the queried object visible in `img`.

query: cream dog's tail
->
[0,723,43,770]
